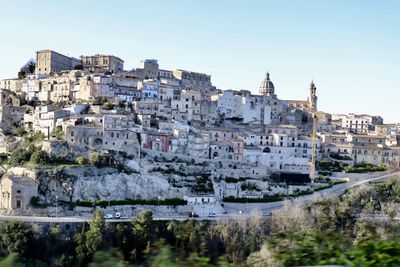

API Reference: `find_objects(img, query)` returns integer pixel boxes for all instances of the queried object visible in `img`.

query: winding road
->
[0,170,399,223]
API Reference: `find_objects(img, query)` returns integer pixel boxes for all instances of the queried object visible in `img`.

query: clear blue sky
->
[0,0,399,122]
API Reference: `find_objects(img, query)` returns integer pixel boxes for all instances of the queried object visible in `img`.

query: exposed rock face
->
[72,171,182,201]
[34,165,183,203]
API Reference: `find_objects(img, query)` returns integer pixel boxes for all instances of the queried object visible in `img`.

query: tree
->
[76,156,89,166]
[90,152,102,167]
[30,150,50,165]
[88,250,127,267]
[89,152,111,168]
[15,125,27,137]
[102,102,114,110]
[149,244,179,267]
[0,253,20,267]
[0,221,33,256]
[340,240,400,267]
[131,210,155,261]
[9,149,31,166]
[75,211,106,263]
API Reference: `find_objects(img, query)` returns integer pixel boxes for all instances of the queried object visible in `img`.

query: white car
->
[103,213,113,219]
[113,212,121,219]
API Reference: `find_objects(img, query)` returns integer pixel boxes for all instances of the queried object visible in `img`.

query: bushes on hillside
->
[344,163,387,173]
[75,156,89,166]
[329,152,352,161]
[30,150,50,165]
[76,198,187,207]
[9,148,32,166]
[89,152,110,167]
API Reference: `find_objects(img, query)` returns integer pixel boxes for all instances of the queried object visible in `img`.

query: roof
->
[243,145,262,150]
[259,72,275,95]
[1,175,37,187]
[350,134,386,139]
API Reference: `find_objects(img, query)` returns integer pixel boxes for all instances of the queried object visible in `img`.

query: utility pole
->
[309,81,318,183]
[55,195,58,218]
[310,112,318,183]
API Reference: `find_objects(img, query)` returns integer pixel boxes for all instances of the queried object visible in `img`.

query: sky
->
[0,0,399,122]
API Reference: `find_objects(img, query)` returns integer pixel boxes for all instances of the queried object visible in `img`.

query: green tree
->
[9,149,31,166]
[76,156,89,166]
[0,253,20,267]
[15,126,27,137]
[149,244,179,267]
[131,210,155,261]
[340,240,400,267]
[0,221,33,256]
[75,211,106,263]
[90,152,102,167]
[30,150,50,165]
[102,102,114,110]
[90,152,110,167]
[88,250,127,267]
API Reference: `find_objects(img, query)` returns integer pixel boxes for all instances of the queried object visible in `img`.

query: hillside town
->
[0,49,399,217]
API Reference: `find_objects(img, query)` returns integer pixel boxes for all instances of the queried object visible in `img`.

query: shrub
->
[102,102,114,110]
[0,153,7,163]
[89,152,110,167]
[75,156,89,166]
[345,163,387,173]
[30,150,50,165]
[76,198,187,207]
[9,149,31,166]
[30,196,40,206]
[329,152,352,161]
[241,182,260,191]
[317,160,348,172]
[225,177,239,183]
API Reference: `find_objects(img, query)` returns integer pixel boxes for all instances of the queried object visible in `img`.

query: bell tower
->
[309,81,317,112]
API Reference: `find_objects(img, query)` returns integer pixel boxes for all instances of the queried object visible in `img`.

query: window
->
[16,200,21,209]
[16,190,21,194]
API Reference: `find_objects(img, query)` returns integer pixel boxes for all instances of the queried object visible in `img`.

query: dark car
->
[188,212,199,218]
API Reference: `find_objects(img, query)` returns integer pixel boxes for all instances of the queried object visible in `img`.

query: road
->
[0,170,399,223]
[223,170,400,216]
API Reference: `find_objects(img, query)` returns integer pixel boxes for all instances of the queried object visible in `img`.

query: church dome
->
[259,72,275,96]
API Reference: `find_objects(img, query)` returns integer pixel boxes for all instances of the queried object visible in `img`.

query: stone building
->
[332,113,384,134]
[143,132,170,152]
[136,59,159,79]
[35,49,81,75]
[287,81,318,113]
[0,173,38,211]
[81,54,124,72]
[65,114,140,155]
[0,78,23,94]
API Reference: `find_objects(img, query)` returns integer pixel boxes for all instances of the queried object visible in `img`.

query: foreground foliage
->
[1,181,400,266]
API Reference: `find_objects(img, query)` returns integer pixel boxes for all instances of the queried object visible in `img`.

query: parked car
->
[113,212,121,219]
[208,212,217,217]
[188,212,199,218]
[103,213,113,219]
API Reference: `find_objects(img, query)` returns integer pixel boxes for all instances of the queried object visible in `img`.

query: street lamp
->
[107,196,111,210]
[68,186,74,210]
[157,196,161,206]
[55,196,59,218]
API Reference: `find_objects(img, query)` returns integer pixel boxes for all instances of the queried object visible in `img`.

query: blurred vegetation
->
[1,181,400,266]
